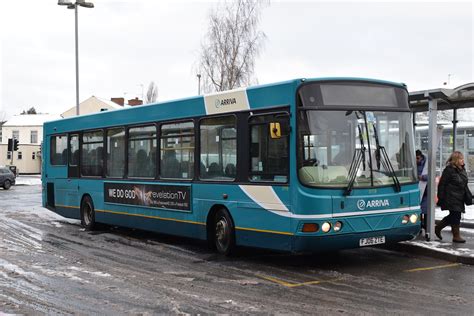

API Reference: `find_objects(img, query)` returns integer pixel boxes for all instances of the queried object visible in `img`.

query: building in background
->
[0,96,141,174]
[61,96,128,118]
[0,114,60,174]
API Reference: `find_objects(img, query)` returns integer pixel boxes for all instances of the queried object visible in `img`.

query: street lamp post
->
[58,0,94,116]
[137,84,144,101]
[197,74,201,95]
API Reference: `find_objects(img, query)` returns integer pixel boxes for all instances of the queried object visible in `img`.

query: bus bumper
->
[291,225,420,253]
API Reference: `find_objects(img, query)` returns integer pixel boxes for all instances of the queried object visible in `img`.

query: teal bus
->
[42,78,420,255]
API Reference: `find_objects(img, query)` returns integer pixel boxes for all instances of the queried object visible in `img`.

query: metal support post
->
[426,96,438,240]
[453,108,457,152]
[74,5,80,116]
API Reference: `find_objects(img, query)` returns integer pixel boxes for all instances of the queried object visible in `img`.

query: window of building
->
[128,125,156,178]
[82,130,104,176]
[200,116,237,180]
[107,128,125,177]
[17,152,22,160]
[31,130,38,144]
[160,121,194,179]
[69,135,79,166]
[12,130,19,141]
[249,113,289,183]
[50,135,68,165]
[7,152,11,160]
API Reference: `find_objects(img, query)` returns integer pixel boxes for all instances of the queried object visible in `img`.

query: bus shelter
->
[409,83,474,240]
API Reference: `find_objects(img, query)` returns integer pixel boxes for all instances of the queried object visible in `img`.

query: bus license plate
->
[359,236,385,247]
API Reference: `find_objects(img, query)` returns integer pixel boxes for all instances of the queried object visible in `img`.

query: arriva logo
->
[356,199,390,210]
[215,97,237,108]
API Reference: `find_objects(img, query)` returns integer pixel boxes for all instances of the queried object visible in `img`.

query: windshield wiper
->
[346,111,366,171]
[344,148,364,196]
[371,123,401,192]
[378,145,401,192]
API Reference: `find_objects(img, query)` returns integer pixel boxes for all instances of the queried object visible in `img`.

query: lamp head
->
[58,0,73,6]
[77,0,94,8]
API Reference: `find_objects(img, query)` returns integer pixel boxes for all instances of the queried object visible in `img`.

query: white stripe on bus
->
[239,185,289,212]
[268,206,421,219]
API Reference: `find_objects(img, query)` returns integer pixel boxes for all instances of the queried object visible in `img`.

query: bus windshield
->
[298,109,417,188]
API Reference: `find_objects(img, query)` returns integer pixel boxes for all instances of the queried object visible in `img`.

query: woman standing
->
[436,151,470,243]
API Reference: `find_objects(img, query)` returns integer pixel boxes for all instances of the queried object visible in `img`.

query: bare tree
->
[20,107,37,115]
[145,81,158,104]
[198,0,267,93]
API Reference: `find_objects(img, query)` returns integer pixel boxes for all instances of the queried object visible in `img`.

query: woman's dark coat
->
[437,164,468,213]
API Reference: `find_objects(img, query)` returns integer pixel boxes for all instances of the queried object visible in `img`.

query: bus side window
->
[128,125,156,178]
[50,135,68,166]
[160,121,195,179]
[199,116,236,181]
[81,130,104,177]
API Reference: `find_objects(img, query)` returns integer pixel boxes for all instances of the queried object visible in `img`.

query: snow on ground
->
[14,175,42,186]
[436,206,474,224]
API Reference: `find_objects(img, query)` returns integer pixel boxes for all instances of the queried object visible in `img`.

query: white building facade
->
[0,114,60,174]
[0,96,127,174]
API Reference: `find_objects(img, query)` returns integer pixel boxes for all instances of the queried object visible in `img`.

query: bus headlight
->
[321,222,331,233]
[333,221,343,232]
[402,215,409,224]
[410,214,418,224]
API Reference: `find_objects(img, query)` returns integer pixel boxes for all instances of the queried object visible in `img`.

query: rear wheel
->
[81,196,96,230]
[213,209,235,256]
[3,180,11,190]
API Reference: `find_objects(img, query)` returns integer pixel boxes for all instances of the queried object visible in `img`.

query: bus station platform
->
[391,209,474,265]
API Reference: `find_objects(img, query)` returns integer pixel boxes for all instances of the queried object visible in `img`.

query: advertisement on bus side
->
[104,182,190,211]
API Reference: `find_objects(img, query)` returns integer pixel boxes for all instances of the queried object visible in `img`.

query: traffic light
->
[7,138,13,152]
[13,139,19,151]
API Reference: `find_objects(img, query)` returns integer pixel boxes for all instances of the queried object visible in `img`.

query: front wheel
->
[3,180,11,190]
[81,196,96,230]
[213,209,235,256]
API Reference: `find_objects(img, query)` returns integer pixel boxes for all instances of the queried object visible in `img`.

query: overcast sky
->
[0,0,472,120]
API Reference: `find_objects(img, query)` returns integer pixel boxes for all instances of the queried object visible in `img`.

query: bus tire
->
[81,195,96,231]
[213,208,235,256]
[3,179,11,190]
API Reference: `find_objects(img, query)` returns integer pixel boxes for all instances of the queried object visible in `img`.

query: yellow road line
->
[256,274,341,288]
[405,263,462,272]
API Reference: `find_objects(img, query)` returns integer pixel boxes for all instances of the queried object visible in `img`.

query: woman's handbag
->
[464,186,473,206]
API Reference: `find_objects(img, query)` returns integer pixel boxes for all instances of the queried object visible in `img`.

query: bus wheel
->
[81,196,96,230]
[213,209,235,256]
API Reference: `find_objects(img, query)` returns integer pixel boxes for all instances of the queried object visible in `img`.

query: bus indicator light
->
[409,214,418,224]
[333,221,343,232]
[302,223,319,233]
[402,215,409,224]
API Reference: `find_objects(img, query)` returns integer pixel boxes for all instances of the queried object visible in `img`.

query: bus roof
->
[44,77,406,134]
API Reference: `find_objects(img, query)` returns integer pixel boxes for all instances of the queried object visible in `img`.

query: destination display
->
[104,182,190,211]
